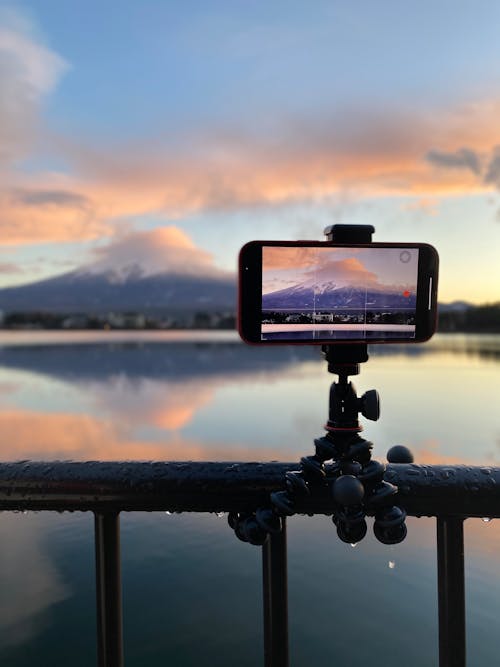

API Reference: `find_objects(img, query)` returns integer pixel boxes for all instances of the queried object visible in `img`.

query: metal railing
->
[1,460,499,667]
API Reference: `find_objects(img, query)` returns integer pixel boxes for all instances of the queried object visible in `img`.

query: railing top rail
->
[0,460,498,518]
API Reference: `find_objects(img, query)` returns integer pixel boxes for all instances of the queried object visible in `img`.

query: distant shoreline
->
[0,302,499,335]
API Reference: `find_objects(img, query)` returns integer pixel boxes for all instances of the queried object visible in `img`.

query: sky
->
[1,0,500,303]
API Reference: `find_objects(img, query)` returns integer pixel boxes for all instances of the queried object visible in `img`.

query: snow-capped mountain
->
[0,267,236,314]
[262,279,416,310]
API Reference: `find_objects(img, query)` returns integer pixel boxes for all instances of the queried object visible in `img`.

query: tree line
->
[1,303,498,332]
[438,303,500,332]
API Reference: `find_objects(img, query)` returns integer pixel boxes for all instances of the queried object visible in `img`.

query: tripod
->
[229,224,411,547]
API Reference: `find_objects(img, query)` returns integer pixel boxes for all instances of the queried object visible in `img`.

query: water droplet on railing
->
[350,543,357,548]
[388,560,396,569]
[482,517,493,523]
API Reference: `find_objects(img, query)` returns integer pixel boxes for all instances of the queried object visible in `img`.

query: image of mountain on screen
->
[261,281,416,310]
[260,276,417,340]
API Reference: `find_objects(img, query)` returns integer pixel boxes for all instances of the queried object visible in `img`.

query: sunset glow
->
[0,2,499,303]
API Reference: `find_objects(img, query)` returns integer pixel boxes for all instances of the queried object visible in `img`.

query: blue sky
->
[1,0,500,302]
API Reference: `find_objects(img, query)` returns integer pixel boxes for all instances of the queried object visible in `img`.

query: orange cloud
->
[3,10,500,247]
[311,257,379,287]
[87,226,225,278]
[263,248,380,293]
[0,182,107,245]
[64,113,490,214]
[263,246,320,270]
[4,99,500,245]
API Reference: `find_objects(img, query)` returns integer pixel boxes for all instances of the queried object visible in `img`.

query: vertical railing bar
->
[262,518,289,667]
[262,534,272,667]
[437,516,466,667]
[95,511,124,667]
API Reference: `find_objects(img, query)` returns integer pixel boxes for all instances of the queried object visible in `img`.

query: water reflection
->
[0,333,498,378]
[0,334,498,665]
[0,342,316,460]
[0,340,317,381]
[0,334,497,464]
[366,334,500,363]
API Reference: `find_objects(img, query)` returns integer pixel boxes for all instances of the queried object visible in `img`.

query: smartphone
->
[239,241,439,344]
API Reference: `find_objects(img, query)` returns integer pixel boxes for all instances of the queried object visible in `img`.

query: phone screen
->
[260,246,419,341]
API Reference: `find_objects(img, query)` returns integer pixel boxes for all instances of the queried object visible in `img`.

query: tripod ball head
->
[327,380,380,431]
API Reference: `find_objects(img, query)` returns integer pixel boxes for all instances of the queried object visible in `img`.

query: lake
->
[0,332,498,666]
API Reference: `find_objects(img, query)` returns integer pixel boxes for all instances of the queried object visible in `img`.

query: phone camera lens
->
[399,251,411,263]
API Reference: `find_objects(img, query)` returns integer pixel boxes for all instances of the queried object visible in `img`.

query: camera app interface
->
[261,246,419,340]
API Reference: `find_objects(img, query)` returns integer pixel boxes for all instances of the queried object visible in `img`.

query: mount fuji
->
[262,276,415,310]
[0,263,236,315]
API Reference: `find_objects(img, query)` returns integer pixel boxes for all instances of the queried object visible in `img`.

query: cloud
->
[85,226,227,277]
[50,99,500,229]
[263,247,379,285]
[424,142,500,210]
[262,249,384,294]
[0,186,98,245]
[10,188,91,208]
[263,246,319,270]
[305,257,379,287]
[0,11,106,245]
[54,111,432,216]
[484,146,500,187]
[426,148,481,174]
[2,9,500,249]
[0,181,106,244]
[0,9,68,166]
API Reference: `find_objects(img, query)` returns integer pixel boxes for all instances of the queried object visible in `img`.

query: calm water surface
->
[0,333,498,666]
